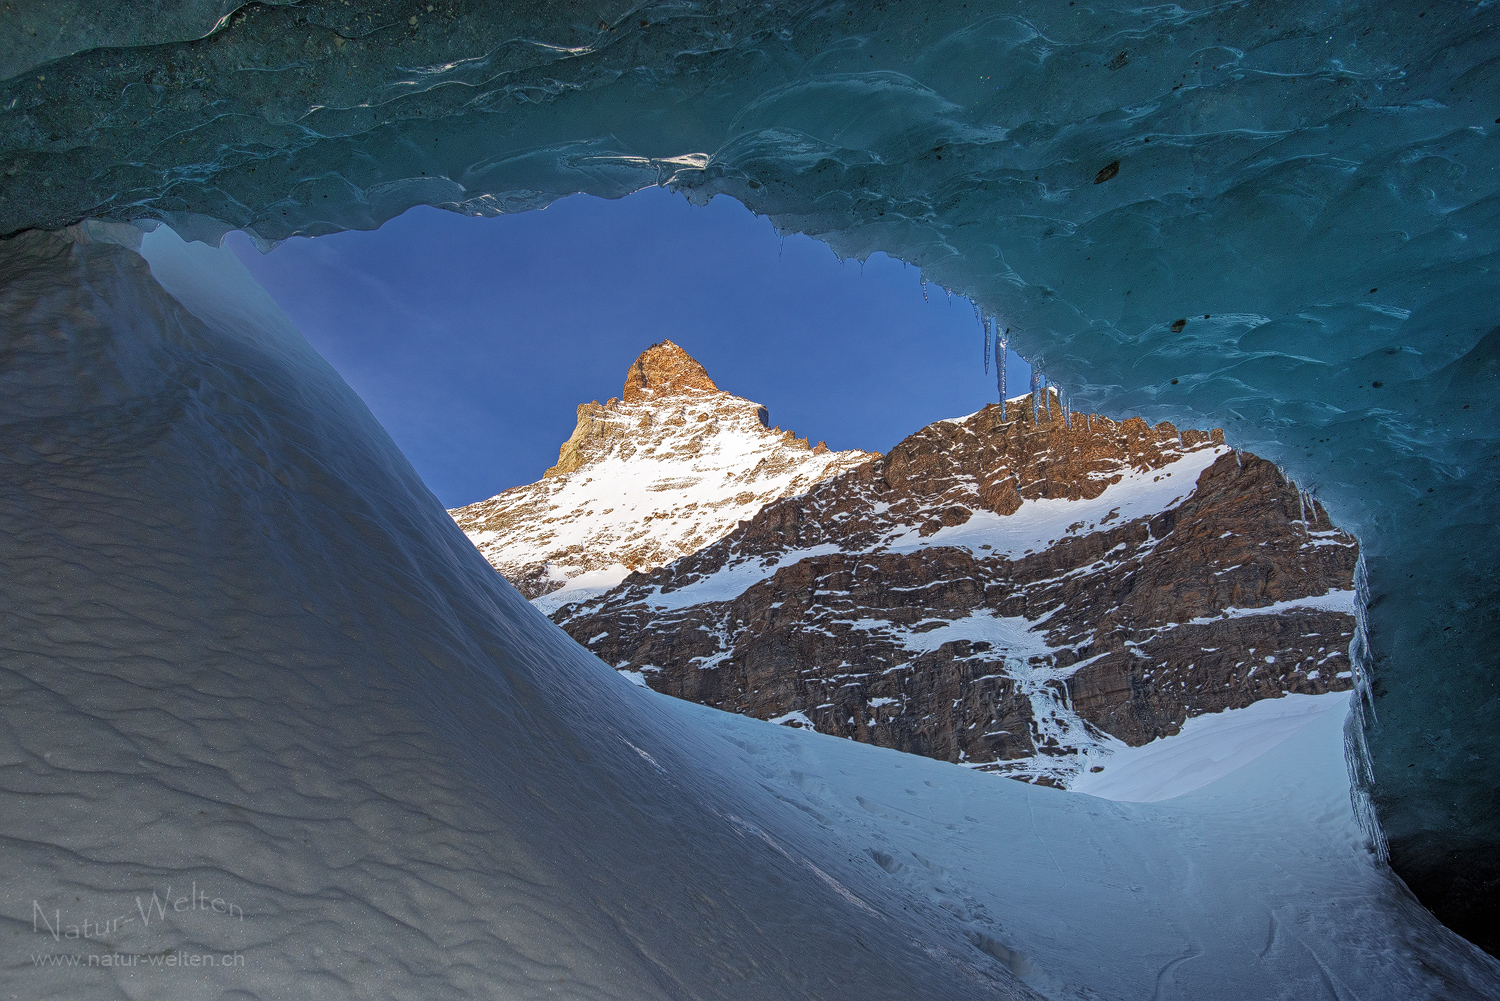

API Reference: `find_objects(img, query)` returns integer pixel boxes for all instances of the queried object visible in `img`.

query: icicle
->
[1060,386,1072,428]
[1346,552,1389,862]
[973,304,987,374]
[1030,367,1043,425]
[1298,489,1316,535]
[1039,368,1052,421]
[996,326,1009,419]
[1086,413,1092,433]
[921,277,929,302]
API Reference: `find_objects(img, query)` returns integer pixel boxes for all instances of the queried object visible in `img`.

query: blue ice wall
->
[2,0,1498,951]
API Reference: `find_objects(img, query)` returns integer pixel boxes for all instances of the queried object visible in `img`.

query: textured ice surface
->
[2,0,1498,950]
[2,225,1498,999]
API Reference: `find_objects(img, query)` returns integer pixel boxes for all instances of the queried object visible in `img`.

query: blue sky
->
[227,187,1029,508]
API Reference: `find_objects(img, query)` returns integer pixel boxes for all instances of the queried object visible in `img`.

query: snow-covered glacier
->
[2,220,1497,999]
[2,0,1498,979]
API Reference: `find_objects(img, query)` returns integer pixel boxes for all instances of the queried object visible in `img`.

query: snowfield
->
[1,225,1495,1000]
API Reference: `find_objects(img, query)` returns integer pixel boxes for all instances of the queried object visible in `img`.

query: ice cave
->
[3,1,1499,998]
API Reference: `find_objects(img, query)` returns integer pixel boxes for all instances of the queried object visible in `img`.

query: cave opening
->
[230,182,1364,805]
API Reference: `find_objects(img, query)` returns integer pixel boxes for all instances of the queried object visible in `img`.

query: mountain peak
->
[450,342,876,604]
[623,340,718,402]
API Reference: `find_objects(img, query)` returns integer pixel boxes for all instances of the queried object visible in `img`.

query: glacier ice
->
[996,326,1009,418]
[2,220,1498,1000]
[2,0,1500,959]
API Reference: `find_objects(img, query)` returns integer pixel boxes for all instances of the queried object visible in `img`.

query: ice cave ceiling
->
[3,0,1498,951]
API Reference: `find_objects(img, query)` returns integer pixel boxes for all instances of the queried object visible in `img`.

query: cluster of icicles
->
[975,305,1072,428]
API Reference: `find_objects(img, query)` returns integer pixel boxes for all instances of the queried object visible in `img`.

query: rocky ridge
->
[455,346,1360,786]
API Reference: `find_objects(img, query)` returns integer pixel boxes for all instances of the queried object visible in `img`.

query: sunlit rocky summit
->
[451,341,874,610]
[456,345,1361,787]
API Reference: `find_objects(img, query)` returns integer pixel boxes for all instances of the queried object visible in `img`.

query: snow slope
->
[1069,691,1348,802]
[1,225,1495,999]
[0,223,1031,1000]
[696,689,1500,1001]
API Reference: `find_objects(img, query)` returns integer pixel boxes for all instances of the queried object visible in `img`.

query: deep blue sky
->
[227,187,1030,508]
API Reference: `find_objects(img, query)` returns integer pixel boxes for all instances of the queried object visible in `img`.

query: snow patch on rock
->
[892,445,1227,559]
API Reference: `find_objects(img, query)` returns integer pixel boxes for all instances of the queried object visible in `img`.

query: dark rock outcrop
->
[553,397,1359,785]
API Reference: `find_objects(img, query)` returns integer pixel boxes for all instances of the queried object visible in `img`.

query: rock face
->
[456,348,1360,786]
[622,339,719,402]
[449,341,875,611]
